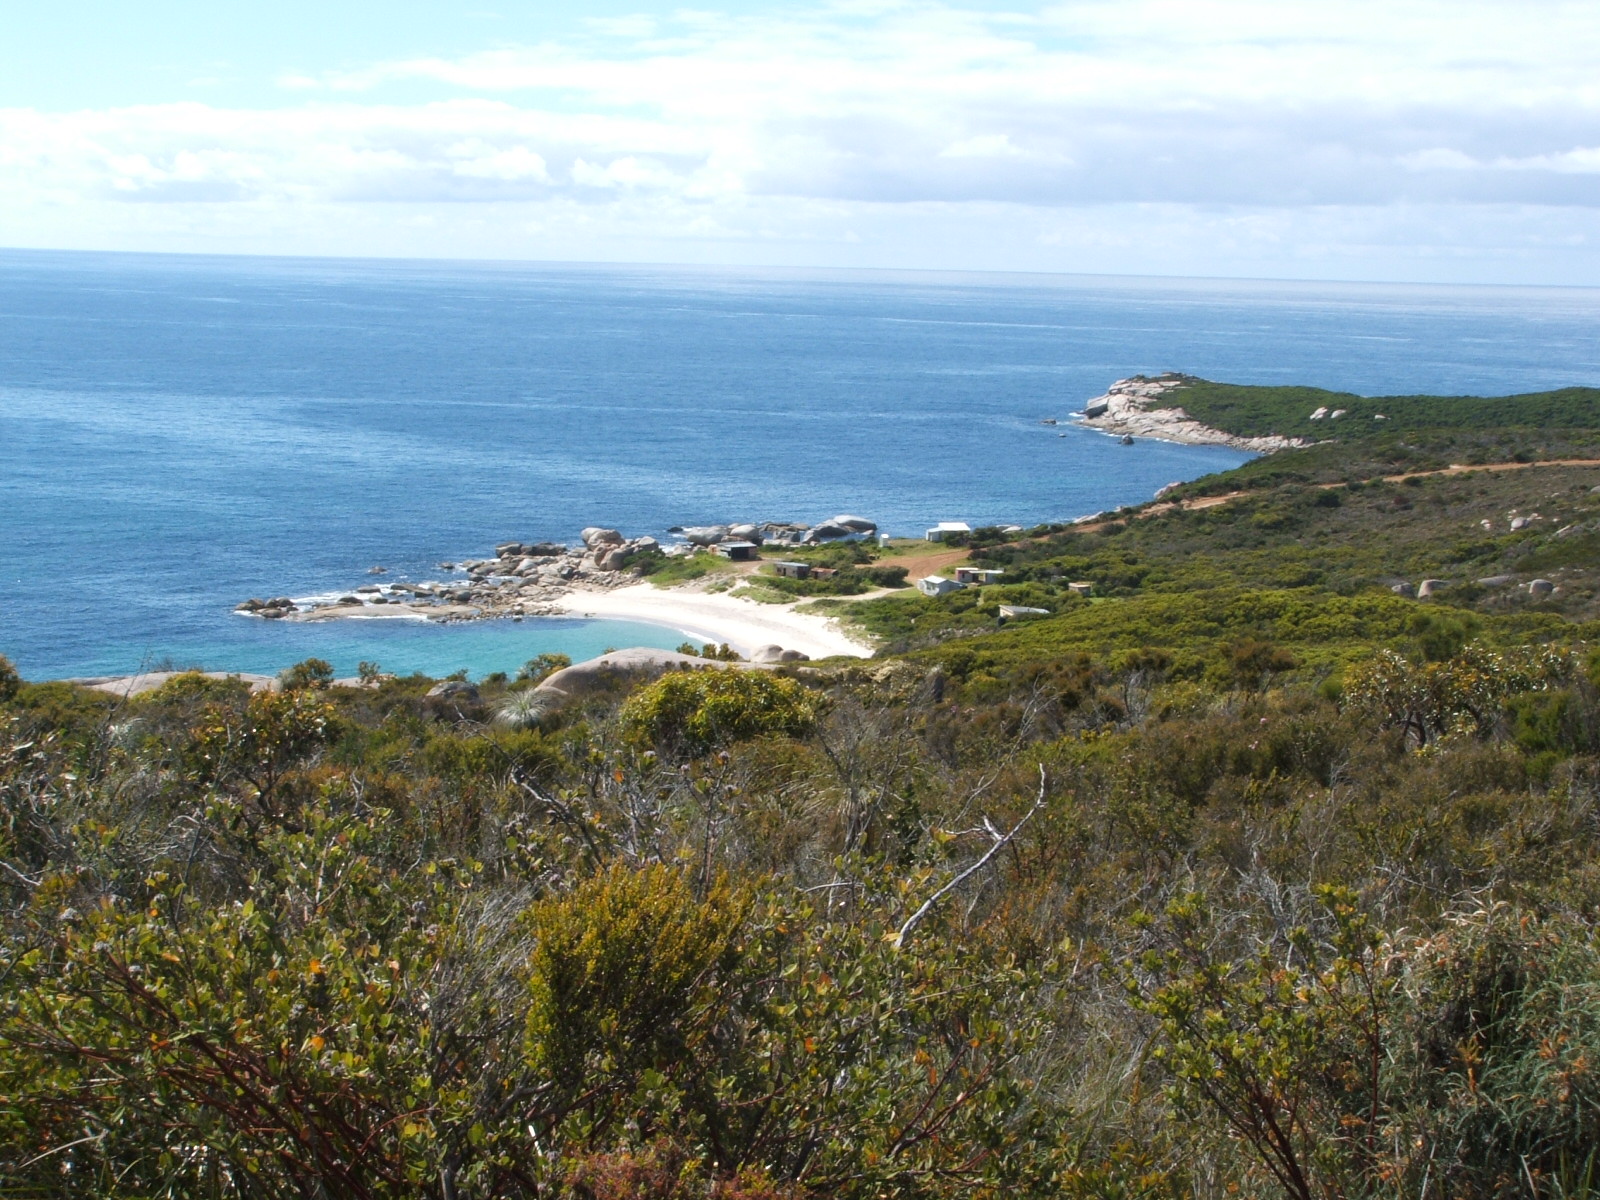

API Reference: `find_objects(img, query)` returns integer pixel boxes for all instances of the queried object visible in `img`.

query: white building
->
[917,576,964,597]
[954,566,1005,585]
[925,521,972,543]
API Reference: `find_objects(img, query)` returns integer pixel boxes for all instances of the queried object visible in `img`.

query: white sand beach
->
[552,582,875,660]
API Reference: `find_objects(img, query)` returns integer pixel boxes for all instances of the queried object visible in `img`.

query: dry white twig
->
[895,764,1048,948]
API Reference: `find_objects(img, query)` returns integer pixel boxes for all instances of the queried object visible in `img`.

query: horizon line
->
[5,242,1599,296]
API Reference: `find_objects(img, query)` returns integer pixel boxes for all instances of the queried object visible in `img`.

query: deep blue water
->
[3,251,1599,681]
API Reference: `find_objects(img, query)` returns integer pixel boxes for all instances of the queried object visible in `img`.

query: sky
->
[4,1,1600,283]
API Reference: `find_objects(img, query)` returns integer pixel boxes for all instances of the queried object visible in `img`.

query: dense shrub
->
[280,656,335,690]
[525,864,748,1095]
[620,668,819,757]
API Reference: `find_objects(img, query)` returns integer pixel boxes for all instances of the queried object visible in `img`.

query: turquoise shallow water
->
[2,252,1597,680]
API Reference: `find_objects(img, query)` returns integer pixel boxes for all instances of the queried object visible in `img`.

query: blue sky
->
[5,1,1600,283]
[2,3,660,109]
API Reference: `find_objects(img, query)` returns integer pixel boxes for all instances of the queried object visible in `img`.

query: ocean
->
[3,251,1599,681]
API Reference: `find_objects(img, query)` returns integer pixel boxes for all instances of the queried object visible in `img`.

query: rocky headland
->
[1076,375,1311,453]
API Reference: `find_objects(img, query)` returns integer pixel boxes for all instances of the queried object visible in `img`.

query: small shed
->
[811,567,838,580]
[1067,581,1094,597]
[925,521,972,543]
[954,566,1005,586]
[713,541,760,562]
[998,604,1050,623]
[917,576,964,597]
[772,560,811,579]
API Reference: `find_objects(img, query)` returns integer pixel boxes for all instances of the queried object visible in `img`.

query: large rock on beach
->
[729,523,762,544]
[683,525,730,546]
[759,522,810,546]
[581,527,625,549]
[805,521,855,542]
[830,515,877,534]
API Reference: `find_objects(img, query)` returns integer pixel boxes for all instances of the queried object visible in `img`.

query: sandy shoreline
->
[280,579,875,660]
[551,582,874,660]
[270,569,877,661]
[62,583,874,693]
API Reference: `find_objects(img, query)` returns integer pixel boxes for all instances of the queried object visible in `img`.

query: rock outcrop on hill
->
[534,648,739,700]
[68,671,280,697]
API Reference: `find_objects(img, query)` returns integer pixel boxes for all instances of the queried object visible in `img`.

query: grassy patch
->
[752,563,909,597]
[636,550,733,586]
[731,582,794,604]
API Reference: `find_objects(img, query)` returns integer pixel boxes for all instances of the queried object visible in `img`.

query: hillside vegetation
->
[8,389,1600,1198]
[1155,374,1600,441]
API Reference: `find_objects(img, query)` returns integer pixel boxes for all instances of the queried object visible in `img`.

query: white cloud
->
[0,100,715,204]
[1402,149,1483,173]
[2,1,1600,278]
[447,143,550,182]
[939,135,1035,160]
[1501,147,1600,175]
[570,155,675,189]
